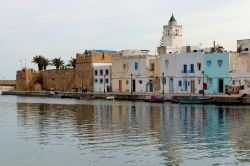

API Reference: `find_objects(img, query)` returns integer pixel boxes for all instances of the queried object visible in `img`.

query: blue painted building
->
[203,53,230,94]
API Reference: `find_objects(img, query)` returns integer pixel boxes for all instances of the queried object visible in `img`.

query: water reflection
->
[16,101,250,166]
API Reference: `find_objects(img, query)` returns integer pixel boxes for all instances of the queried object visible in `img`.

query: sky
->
[1,0,250,79]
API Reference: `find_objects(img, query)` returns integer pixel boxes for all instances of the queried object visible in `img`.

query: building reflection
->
[16,101,250,165]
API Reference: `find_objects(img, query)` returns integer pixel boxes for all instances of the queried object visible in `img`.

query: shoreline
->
[2,90,250,105]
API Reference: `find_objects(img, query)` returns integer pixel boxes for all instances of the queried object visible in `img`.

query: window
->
[105,79,109,83]
[178,80,182,87]
[150,63,155,71]
[232,80,236,85]
[165,60,169,68]
[208,78,213,85]
[167,30,169,35]
[218,60,223,67]
[197,63,201,70]
[94,70,98,76]
[105,69,109,75]
[139,80,143,84]
[100,78,103,84]
[190,64,194,73]
[176,29,179,35]
[134,62,138,70]
[126,80,129,85]
[207,60,212,67]
[99,69,103,76]
[102,53,105,59]
[183,64,187,73]
[95,79,98,83]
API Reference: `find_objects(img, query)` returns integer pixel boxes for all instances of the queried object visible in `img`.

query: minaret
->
[159,14,182,54]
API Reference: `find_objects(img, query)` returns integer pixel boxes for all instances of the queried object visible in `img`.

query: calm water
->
[1,94,250,166]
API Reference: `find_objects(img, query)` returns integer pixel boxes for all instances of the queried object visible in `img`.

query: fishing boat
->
[48,91,62,98]
[179,96,211,104]
[106,96,115,100]
[145,95,165,103]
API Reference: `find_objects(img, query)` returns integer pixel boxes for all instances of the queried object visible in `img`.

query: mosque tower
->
[159,14,182,54]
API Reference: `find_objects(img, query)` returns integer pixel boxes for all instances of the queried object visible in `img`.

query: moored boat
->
[179,96,211,104]
[145,95,164,103]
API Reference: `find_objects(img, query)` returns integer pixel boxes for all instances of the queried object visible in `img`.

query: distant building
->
[158,14,182,54]
[160,53,204,94]
[121,49,150,56]
[128,55,158,93]
[111,56,129,92]
[93,64,111,93]
[75,50,120,92]
[204,53,230,94]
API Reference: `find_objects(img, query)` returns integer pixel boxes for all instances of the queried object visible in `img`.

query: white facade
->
[128,55,157,93]
[93,63,112,93]
[160,53,204,94]
[160,14,182,54]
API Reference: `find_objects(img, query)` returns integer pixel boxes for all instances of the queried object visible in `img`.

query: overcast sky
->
[1,0,250,79]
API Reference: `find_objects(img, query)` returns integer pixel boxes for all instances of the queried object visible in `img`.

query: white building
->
[159,14,182,54]
[160,53,204,94]
[128,55,158,93]
[93,64,112,93]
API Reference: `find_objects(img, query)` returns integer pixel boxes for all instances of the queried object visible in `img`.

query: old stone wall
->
[41,69,75,92]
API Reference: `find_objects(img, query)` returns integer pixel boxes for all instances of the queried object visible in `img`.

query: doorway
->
[119,80,122,92]
[132,79,136,92]
[218,79,224,93]
[190,80,195,94]
[169,77,174,93]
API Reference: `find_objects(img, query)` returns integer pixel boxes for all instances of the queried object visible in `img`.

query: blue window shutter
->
[178,80,182,87]
[191,64,194,73]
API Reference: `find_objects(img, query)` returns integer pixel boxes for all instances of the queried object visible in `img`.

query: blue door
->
[149,81,153,92]
[169,78,174,93]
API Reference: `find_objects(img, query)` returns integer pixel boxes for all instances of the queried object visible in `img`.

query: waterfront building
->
[203,53,230,94]
[158,14,182,54]
[228,40,250,94]
[128,55,158,93]
[93,64,112,93]
[160,52,204,94]
[111,56,129,92]
[229,72,250,94]
[75,50,120,92]
[148,58,161,93]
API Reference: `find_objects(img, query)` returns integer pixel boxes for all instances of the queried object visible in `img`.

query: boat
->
[179,96,211,104]
[106,96,115,100]
[145,95,165,103]
[48,91,62,98]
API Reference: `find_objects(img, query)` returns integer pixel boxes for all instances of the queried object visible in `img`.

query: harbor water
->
[1,94,250,166]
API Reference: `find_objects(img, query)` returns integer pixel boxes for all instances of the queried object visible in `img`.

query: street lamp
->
[162,72,164,95]
[130,74,133,94]
[104,75,106,93]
